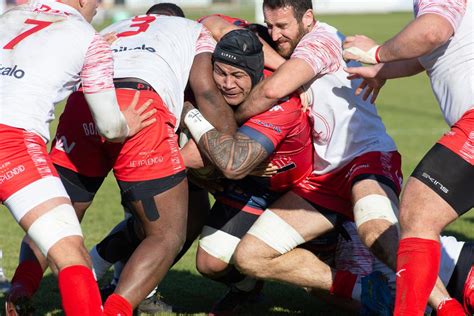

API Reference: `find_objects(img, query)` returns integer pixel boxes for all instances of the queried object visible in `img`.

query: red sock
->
[464,265,474,314]
[394,238,441,316]
[104,294,132,316]
[437,298,467,316]
[330,270,357,298]
[58,265,103,316]
[10,260,44,297]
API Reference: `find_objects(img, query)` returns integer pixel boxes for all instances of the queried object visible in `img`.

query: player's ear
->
[78,0,86,9]
[302,9,314,28]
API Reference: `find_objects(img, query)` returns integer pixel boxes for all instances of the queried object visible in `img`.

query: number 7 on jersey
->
[3,19,53,50]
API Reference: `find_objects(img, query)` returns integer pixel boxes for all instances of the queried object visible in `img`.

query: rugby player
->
[0,0,155,314]
[5,3,237,316]
[343,0,473,314]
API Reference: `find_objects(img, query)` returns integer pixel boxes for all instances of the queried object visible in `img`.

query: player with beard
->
[214,0,462,314]
[343,0,473,315]
[5,3,237,316]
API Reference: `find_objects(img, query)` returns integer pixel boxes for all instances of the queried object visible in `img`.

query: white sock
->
[352,275,362,301]
[90,245,113,281]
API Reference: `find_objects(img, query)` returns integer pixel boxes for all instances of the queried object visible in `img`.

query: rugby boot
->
[360,271,393,316]
[209,280,264,316]
[136,292,175,314]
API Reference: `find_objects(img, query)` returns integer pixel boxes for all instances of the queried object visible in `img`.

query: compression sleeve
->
[81,33,128,141]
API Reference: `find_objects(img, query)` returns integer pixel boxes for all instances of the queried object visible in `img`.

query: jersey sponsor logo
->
[0,64,25,79]
[54,136,76,154]
[421,172,449,194]
[252,120,282,134]
[269,105,284,112]
[129,156,164,168]
[0,164,26,185]
[111,44,156,53]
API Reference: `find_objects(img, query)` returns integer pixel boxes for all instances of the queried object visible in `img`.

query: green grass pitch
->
[0,10,472,315]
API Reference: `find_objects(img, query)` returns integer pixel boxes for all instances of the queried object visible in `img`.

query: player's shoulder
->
[298,22,341,48]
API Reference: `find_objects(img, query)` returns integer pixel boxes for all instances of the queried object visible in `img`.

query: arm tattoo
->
[199,130,269,178]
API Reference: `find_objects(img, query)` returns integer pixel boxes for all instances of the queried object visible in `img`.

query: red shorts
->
[0,124,59,201]
[50,89,185,182]
[293,151,403,220]
[438,109,474,165]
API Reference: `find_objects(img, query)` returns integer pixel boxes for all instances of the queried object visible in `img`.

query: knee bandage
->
[199,226,240,264]
[247,210,305,254]
[27,204,83,256]
[353,194,399,229]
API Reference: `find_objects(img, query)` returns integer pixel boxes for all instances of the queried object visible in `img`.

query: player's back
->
[0,1,96,141]
[101,15,211,126]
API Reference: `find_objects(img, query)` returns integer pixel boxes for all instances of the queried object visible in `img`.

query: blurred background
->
[2,1,472,315]
[0,0,414,23]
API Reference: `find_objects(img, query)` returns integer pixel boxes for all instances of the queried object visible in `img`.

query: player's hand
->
[102,32,118,45]
[249,161,278,177]
[181,138,206,169]
[344,64,386,103]
[298,86,313,113]
[343,35,380,64]
[122,91,156,138]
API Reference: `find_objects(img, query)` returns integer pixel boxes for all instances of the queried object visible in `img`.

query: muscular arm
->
[378,14,454,62]
[198,130,269,180]
[183,105,270,179]
[235,58,314,124]
[189,52,238,134]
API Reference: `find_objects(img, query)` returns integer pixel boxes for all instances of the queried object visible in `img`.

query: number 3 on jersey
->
[3,19,53,50]
[117,15,157,38]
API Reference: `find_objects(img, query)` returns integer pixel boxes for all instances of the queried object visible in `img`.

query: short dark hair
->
[146,3,185,17]
[247,23,278,50]
[263,0,312,20]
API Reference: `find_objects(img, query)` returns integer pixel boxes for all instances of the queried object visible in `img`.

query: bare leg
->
[234,191,336,290]
[113,178,188,308]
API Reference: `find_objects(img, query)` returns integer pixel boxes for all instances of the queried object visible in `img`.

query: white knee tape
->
[353,194,399,229]
[199,226,241,264]
[247,210,305,254]
[27,204,83,257]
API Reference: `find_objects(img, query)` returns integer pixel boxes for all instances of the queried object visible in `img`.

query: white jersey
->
[291,22,397,174]
[101,15,216,126]
[0,0,114,142]
[415,0,474,126]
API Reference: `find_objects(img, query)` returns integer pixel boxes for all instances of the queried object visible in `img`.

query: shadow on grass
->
[0,269,355,315]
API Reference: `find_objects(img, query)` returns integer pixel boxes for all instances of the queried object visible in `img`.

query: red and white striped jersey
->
[0,0,114,141]
[415,0,473,126]
[100,15,216,126]
[291,22,397,174]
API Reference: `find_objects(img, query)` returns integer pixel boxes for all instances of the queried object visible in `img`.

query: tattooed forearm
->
[198,130,269,179]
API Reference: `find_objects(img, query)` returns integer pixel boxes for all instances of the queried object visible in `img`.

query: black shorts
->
[56,163,186,205]
[411,143,474,216]
[205,179,282,239]
[447,241,474,304]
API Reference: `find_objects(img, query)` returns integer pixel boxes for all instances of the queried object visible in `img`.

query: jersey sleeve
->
[291,26,341,77]
[238,96,303,154]
[415,0,467,32]
[81,33,115,94]
[196,25,216,55]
